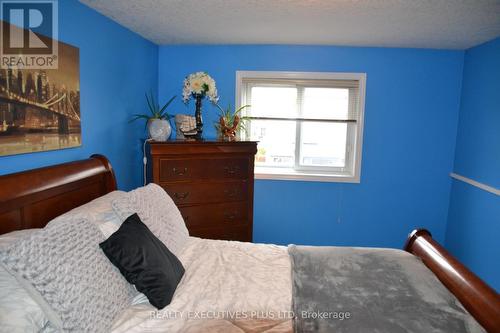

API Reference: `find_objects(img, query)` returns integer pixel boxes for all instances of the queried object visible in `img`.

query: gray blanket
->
[288,245,485,333]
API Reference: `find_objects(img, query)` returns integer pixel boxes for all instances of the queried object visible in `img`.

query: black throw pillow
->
[99,213,185,309]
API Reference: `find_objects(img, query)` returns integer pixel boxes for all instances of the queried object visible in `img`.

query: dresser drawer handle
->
[223,211,237,220]
[172,167,188,176]
[224,166,240,175]
[173,192,189,200]
[224,189,239,198]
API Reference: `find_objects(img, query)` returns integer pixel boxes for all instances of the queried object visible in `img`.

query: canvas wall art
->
[0,22,80,157]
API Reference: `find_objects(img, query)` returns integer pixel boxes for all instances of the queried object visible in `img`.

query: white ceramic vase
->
[148,119,171,142]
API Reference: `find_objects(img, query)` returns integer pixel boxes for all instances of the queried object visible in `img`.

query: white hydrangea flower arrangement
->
[182,72,219,103]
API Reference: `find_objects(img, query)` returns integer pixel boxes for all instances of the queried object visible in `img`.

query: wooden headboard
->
[0,155,117,234]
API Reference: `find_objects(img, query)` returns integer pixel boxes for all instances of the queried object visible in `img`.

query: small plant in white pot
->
[131,92,176,142]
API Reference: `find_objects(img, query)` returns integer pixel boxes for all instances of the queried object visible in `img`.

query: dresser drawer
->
[159,158,249,182]
[161,181,248,205]
[189,225,250,242]
[179,202,249,229]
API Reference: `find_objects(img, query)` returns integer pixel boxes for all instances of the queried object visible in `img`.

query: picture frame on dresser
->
[147,140,258,242]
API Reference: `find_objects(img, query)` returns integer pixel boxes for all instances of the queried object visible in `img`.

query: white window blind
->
[237,71,366,183]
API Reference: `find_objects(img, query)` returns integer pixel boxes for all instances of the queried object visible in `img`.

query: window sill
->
[254,169,360,183]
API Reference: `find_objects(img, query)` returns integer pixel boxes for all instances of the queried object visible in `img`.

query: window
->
[236,71,366,182]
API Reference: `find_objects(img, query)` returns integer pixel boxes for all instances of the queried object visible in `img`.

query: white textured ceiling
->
[80,0,500,49]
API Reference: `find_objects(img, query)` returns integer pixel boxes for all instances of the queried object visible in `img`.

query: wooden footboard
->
[404,229,500,332]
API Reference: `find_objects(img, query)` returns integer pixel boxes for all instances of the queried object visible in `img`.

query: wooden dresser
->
[148,140,257,242]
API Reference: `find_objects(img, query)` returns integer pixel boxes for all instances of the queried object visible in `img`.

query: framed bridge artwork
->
[0,22,80,157]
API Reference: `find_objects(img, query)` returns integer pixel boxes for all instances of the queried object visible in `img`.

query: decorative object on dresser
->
[174,114,197,139]
[131,92,176,142]
[215,104,250,141]
[182,72,219,140]
[148,140,257,242]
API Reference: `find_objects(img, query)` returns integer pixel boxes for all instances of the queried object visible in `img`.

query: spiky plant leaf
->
[145,92,155,116]
[159,95,176,118]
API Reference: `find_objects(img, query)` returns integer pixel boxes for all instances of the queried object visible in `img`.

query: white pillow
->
[0,217,135,332]
[47,190,127,238]
[112,183,189,257]
[0,192,130,333]
[0,229,47,333]
[0,229,39,248]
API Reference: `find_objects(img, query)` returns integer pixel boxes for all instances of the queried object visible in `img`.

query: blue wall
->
[445,37,500,292]
[0,1,496,287]
[158,45,464,247]
[451,38,500,188]
[0,0,158,190]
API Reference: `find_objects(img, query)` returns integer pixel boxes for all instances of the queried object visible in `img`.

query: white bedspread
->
[111,237,292,332]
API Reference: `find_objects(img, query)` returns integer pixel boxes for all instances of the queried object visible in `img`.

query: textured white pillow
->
[0,229,40,248]
[112,183,189,257]
[0,192,128,333]
[47,190,127,238]
[0,217,135,332]
[0,229,47,333]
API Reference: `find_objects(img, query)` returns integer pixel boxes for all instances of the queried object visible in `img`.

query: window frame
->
[236,71,366,183]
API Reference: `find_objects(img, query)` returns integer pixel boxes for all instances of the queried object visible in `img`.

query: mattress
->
[110,237,485,333]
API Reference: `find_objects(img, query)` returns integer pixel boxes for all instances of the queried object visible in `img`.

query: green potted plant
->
[214,104,250,141]
[131,92,176,142]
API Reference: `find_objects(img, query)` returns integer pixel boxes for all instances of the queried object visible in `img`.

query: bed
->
[0,155,498,332]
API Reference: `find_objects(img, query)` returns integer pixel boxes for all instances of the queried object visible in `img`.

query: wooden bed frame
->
[0,155,499,332]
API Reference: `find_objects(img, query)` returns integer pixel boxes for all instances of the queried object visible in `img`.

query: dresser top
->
[148,140,258,155]
[149,139,258,145]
